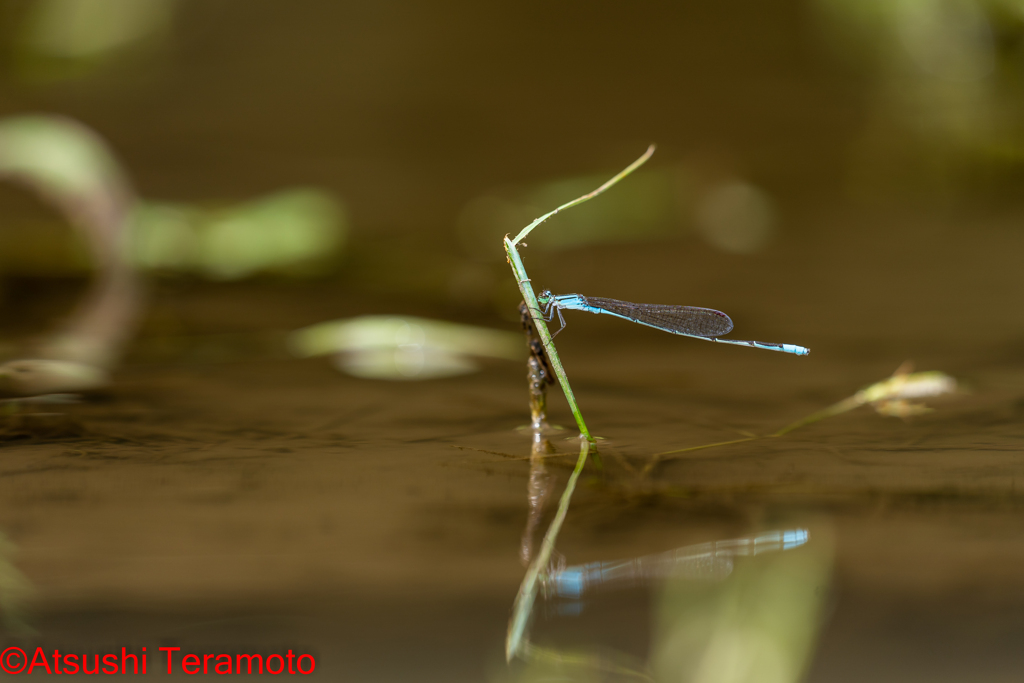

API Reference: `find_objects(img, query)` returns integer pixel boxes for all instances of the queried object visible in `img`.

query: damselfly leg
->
[550,307,567,338]
[537,292,568,338]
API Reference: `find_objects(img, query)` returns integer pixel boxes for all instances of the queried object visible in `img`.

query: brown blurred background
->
[1,2,1024,682]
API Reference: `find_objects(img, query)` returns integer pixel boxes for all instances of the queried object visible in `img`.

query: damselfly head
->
[537,290,552,303]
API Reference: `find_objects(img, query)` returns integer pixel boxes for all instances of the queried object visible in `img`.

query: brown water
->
[1,214,1023,681]
[2,1,1024,681]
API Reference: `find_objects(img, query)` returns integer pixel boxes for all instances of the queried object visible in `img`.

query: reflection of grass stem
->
[0,533,35,635]
[523,644,654,681]
[506,437,589,661]
[504,146,655,444]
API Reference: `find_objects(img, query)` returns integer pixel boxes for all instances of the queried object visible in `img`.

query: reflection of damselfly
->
[537,291,809,356]
[543,529,808,600]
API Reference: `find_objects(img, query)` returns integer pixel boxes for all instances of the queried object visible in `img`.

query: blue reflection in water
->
[544,529,809,603]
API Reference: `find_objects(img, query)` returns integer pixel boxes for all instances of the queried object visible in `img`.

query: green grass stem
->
[510,145,655,247]
[505,146,656,442]
[505,237,592,442]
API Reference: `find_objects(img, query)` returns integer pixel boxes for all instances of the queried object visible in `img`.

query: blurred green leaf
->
[289,315,524,380]
[133,188,348,279]
[651,531,833,683]
[17,0,176,80]
[0,116,130,219]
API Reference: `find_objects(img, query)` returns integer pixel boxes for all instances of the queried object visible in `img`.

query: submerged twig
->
[520,302,555,434]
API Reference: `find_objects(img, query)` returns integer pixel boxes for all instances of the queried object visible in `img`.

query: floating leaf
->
[0,359,108,399]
